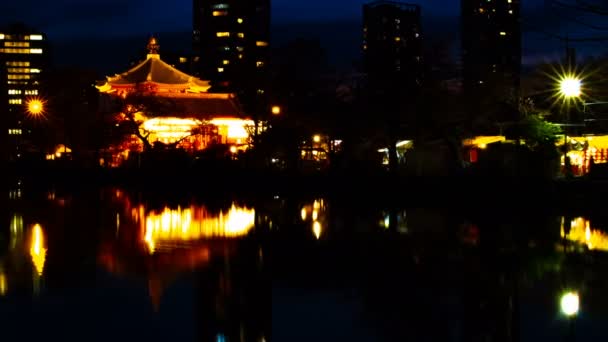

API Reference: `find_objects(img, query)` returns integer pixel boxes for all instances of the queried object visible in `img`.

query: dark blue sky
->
[1,0,605,72]
[0,0,524,39]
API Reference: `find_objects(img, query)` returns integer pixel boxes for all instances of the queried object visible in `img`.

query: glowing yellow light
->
[216,32,230,37]
[560,76,582,98]
[237,18,244,24]
[312,210,318,221]
[213,10,228,16]
[230,146,237,153]
[560,292,579,317]
[301,208,307,220]
[479,143,487,149]
[499,31,507,36]
[0,34,4,40]
[29,224,47,276]
[256,41,269,47]
[313,135,321,143]
[0,272,6,296]
[142,204,255,254]
[313,200,320,209]
[271,106,281,115]
[313,221,322,239]
[223,60,230,65]
[28,34,43,40]
[26,98,45,117]
[142,117,203,143]
[562,217,608,251]
[210,118,255,139]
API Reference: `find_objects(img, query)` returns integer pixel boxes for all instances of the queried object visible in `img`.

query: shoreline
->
[3,165,605,210]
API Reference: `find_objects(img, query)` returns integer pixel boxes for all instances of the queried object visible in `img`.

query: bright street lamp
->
[560,77,582,98]
[25,97,46,118]
[271,105,281,115]
[560,291,580,317]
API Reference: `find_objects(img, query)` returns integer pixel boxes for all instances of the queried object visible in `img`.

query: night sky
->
[0,0,606,73]
[1,0,463,38]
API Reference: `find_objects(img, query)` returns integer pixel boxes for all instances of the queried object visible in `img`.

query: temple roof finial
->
[147,36,160,55]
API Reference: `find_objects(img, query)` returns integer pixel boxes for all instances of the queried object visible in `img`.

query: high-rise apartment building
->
[461,0,521,95]
[193,0,270,111]
[0,23,49,161]
[363,1,423,90]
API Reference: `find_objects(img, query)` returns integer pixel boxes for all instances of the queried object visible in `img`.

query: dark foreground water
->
[1,181,608,341]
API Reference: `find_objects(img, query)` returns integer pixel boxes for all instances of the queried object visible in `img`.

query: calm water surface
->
[1,181,608,341]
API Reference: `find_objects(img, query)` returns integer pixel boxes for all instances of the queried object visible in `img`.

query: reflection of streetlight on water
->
[560,291,579,341]
[561,291,579,317]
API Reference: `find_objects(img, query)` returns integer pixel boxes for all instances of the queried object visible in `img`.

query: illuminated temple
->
[97,37,254,162]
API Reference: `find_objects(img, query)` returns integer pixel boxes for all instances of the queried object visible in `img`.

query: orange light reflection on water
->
[562,217,608,252]
[29,224,47,275]
[140,204,255,254]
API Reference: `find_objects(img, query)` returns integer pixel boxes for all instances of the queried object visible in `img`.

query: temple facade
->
[96,38,254,165]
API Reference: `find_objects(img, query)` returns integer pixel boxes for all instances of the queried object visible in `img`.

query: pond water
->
[1,181,607,341]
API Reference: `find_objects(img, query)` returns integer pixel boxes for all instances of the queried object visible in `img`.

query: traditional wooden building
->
[96,38,254,164]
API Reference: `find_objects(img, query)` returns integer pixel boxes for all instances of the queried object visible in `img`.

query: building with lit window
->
[362,1,423,90]
[192,0,270,112]
[461,0,521,96]
[0,23,48,162]
[97,38,254,166]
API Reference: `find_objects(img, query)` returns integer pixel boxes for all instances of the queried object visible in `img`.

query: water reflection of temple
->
[98,189,269,341]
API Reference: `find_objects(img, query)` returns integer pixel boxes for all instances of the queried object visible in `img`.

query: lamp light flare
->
[26,97,46,117]
[560,76,582,98]
[271,106,281,115]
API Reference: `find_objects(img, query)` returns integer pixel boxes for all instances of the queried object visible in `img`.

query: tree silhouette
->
[110,83,206,151]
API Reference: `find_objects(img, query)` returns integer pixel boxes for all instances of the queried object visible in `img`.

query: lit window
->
[25,90,38,95]
[6,61,29,67]
[238,54,243,59]
[8,99,22,105]
[212,3,229,9]
[499,31,507,36]
[8,129,22,135]
[7,68,39,73]
[237,33,245,38]
[223,60,230,65]
[237,18,244,24]
[218,67,225,72]
[257,89,265,94]
[179,57,187,63]
[394,36,401,42]
[236,46,244,52]
[216,32,230,37]
[508,0,512,2]
[7,75,31,80]
[222,46,231,51]
[256,41,269,47]
[30,48,43,54]
[479,8,485,13]
[0,34,4,40]
[28,34,43,40]
[256,61,264,67]
[4,42,30,47]
[8,89,21,95]
[212,10,228,16]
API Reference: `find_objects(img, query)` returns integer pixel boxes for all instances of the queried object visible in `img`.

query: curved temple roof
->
[97,38,211,93]
[96,37,244,118]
